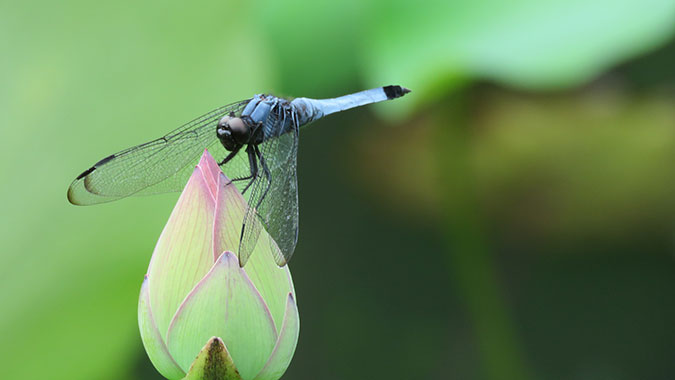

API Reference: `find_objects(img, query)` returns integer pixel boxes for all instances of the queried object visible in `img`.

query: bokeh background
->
[1,0,674,379]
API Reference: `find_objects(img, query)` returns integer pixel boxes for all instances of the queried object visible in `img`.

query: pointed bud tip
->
[208,336,225,350]
[215,251,240,268]
[183,337,242,380]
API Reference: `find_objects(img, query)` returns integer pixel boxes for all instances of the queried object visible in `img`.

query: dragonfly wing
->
[67,100,250,205]
[238,124,299,267]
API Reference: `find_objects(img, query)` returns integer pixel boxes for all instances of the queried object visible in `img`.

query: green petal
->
[147,165,218,339]
[182,337,242,380]
[166,252,277,379]
[253,293,300,380]
[138,276,186,380]
[213,173,294,331]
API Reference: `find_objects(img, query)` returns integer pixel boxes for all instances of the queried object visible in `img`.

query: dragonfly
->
[68,85,411,267]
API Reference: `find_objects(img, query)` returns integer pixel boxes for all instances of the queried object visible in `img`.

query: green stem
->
[436,91,534,380]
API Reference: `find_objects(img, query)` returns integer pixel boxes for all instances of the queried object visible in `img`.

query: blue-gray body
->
[239,85,410,141]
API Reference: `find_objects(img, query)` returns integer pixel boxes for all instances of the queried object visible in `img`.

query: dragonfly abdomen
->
[290,85,410,128]
[251,85,412,142]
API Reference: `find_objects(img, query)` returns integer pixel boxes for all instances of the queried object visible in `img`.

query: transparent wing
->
[238,122,299,267]
[67,100,250,205]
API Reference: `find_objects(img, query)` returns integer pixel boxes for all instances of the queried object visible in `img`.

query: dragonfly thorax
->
[217,115,251,151]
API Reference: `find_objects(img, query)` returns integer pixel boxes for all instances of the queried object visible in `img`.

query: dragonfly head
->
[217,115,250,151]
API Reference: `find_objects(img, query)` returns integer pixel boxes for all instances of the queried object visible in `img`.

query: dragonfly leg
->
[254,145,272,209]
[240,145,259,194]
[219,145,242,166]
[218,145,245,187]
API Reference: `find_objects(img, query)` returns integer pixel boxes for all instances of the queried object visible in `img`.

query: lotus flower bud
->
[138,150,299,380]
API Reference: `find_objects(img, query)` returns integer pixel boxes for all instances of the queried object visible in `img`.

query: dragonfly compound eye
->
[217,116,250,151]
[226,117,249,141]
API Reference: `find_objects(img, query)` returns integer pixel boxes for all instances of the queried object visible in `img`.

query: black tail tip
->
[383,85,411,99]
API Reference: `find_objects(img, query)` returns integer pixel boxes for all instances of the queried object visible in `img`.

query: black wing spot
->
[383,85,411,99]
[76,166,96,180]
[95,154,116,167]
[76,154,116,180]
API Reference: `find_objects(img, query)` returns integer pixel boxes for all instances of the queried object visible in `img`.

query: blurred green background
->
[1,0,674,379]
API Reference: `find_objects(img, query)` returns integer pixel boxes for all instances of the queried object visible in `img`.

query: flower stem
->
[436,90,534,380]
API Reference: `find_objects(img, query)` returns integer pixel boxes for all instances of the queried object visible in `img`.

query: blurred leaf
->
[362,0,675,111]
[258,0,367,96]
[254,0,675,117]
